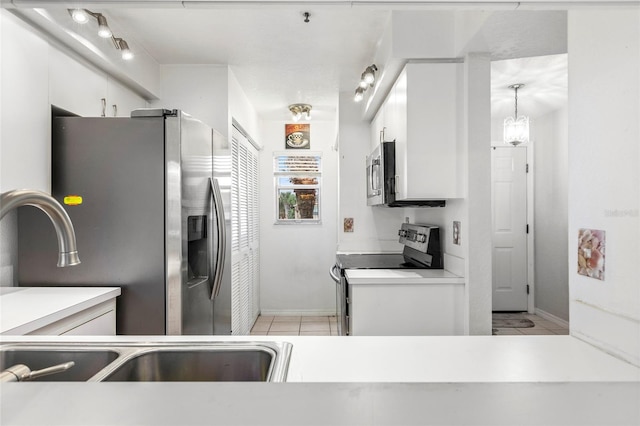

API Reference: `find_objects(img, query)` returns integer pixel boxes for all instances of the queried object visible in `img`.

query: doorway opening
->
[490,54,569,329]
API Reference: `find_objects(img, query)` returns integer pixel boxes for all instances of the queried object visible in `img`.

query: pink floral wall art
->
[578,229,606,280]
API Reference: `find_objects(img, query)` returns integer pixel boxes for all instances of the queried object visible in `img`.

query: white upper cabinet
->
[49,48,107,117]
[49,48,146,117]
[106,78,147,117]
[372,62,460,200]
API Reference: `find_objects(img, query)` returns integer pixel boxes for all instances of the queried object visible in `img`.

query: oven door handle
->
[329,264,341,283]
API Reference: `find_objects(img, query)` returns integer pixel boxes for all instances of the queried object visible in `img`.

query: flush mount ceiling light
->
[68,9,134,60]
[289,104,312,122]
[354,64,377,102]
[503,83,530,146]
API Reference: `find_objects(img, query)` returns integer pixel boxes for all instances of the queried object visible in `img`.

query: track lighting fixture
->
[68,9,133,61]
[353,64,377,103]
[288,104,312,121]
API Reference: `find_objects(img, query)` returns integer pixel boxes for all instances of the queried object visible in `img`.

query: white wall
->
[149,65,229,136]
[259,120,338,316]
[533,107,569,322]
[568,9,640,366]
[228,71,260,144]
[337,91,408,254]
[461,54,493,335]
[1,11,50,193]
[0,11,147,286]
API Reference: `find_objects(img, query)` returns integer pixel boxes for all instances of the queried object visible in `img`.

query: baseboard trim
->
[535,308,570,329]
[260,309,336,317]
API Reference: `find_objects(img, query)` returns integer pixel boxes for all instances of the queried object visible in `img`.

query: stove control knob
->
[417,233,427,243]
[398,230,407,238]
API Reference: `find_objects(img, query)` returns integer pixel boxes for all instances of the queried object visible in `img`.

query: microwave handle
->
[394,175,400,194]
[370,158,381,194]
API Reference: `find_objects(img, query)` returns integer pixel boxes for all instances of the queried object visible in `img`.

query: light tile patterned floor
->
[250,315,338,336]
[250,313,568,336]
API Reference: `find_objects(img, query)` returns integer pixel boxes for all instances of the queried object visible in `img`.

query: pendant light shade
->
[503,84,530,146]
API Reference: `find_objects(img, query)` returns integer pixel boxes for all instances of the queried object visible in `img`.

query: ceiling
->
[27,5,568,121]
[491,53,568,119]
[108,7,391,120]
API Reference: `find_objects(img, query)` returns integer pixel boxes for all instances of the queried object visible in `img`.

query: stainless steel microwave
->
[366,141,396,206]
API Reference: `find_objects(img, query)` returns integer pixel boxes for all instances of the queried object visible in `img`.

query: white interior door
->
[491,146,528,311]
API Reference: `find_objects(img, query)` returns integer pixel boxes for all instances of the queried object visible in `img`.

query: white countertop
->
[0,287,121,335]
[1,335,638,425]
[345,268,464,284]
[1,334,637,383]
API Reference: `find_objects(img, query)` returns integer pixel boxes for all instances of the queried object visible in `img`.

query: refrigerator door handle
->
[210,177,227,300]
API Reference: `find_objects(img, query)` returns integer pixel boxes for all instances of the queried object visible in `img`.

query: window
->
[274,153,321,224]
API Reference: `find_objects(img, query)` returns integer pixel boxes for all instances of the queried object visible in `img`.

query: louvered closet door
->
[231,127,260,335]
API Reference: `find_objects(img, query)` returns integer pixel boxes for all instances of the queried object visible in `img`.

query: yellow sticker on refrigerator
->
[63,195,83,206]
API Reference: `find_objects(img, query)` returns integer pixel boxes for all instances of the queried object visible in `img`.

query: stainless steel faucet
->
[0,361,75,382]
[0,189,80,267]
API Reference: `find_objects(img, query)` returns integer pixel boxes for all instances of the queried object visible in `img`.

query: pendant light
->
[503,83,530,146]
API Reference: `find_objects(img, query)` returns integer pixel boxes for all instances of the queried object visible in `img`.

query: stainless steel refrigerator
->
[17,109,232,335]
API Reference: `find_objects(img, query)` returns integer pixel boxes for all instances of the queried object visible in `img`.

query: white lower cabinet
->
[348,280,464,336]
[28,299,117,336]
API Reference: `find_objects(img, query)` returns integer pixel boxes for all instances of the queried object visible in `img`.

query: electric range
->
[329,223,443,335]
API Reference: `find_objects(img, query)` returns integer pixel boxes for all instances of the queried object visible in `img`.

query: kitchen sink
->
[0,347,120,381]
[0,342,292,382]
[98,346,280,382]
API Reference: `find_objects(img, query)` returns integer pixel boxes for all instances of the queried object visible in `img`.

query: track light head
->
[96,14,112,38]
[362,65,377,85]
[116,38,134,60]
[70,9,89,24]
[354,87,365,102]
[359,75,369,89]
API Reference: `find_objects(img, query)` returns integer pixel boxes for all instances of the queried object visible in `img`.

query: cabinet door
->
[28,300,117,336]
[49,48,107,117]
[370,107,385,151]
[382,83,399,143]
[393,69,408,197]
[231,127,260,335]
[349,283,464,336]
[107,78,147,117]
[400,63,459,200]
[62,310,116,335]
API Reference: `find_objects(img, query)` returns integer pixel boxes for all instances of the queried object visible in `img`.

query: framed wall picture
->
[577,228,605,280]
[285,123,310,149]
